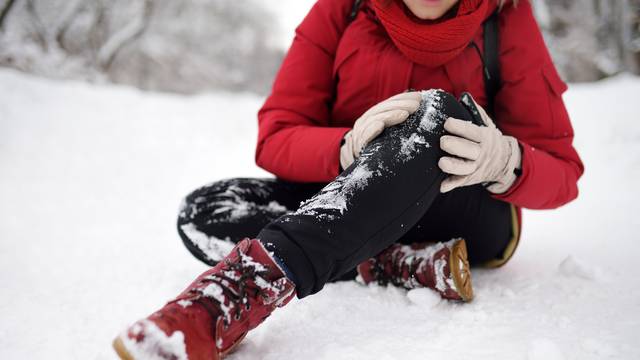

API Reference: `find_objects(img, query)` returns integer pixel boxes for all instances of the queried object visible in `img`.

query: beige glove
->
[438,98,521,194]
[340,91,422,170]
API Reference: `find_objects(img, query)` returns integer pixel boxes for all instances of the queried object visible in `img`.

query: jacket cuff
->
[334,127,352,175]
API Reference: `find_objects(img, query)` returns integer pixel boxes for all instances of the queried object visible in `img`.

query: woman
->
[114,0,583,358]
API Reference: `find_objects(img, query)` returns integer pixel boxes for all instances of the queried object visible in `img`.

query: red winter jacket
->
[256,0,583,224]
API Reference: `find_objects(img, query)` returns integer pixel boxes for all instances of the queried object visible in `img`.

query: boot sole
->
[450,239,474,302]
[112,332,245,359]
[113,336,135,360]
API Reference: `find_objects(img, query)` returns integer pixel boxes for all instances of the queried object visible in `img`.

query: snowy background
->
[2,0,640,359]
[1,0,639,93]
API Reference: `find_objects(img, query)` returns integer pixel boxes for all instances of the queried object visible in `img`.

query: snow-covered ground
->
[1,68,639,359]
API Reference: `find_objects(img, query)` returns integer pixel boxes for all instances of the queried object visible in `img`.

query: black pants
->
[178,91,513,298]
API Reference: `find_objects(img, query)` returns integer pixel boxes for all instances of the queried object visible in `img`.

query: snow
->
[527,338,565,360]
[399,132,429,160]
[418,89,444,133]
[121,320,188,360]
[176,300,192,308]
[406,287,442,307]
[557,256,603,281]
[1,69,639,359]
[200,282,233,324]
[296,162,373,220]
[179,223,235,263]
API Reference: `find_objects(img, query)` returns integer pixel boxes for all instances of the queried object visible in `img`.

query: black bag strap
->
[482,10,501,117]
[349,0,363,21]
[348,1,501,116]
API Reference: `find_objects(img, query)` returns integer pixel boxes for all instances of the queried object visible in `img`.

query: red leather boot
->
[357,238,473,301]
[113,238,295,360]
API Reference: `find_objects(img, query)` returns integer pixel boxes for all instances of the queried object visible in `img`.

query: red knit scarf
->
[371,0,497,67]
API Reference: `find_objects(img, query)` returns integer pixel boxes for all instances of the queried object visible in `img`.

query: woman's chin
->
[412,10,447,20]
[403,0,458,20]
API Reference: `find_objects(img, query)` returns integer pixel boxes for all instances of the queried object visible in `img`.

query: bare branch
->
[25,0,48,51]
[98,0,153,70]
[87,0,106,56]
[54,0,85,51]
[0,0,17,32]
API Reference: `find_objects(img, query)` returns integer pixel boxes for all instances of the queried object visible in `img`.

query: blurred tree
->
[0,0,638,90]
[107,0,283,93]
[532,0,640,81]
[0,0,17,31]
[0,0,283,94]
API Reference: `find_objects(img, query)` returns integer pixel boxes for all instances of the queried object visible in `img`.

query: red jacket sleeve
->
[255,0,353,182]
[491,0,584,209]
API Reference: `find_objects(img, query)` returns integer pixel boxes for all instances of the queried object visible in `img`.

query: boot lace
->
[371,246,424,289]
[188,247,281,329]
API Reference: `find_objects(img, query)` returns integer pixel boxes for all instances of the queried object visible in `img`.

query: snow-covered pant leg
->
[258,90,511,298]
[177,178,324,265]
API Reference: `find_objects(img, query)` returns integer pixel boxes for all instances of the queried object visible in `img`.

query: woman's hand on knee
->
[438,96,522,194]
[340,91,422,170]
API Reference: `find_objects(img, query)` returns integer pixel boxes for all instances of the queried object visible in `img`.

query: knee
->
[401,90,470,137]
[432,89,473,121]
